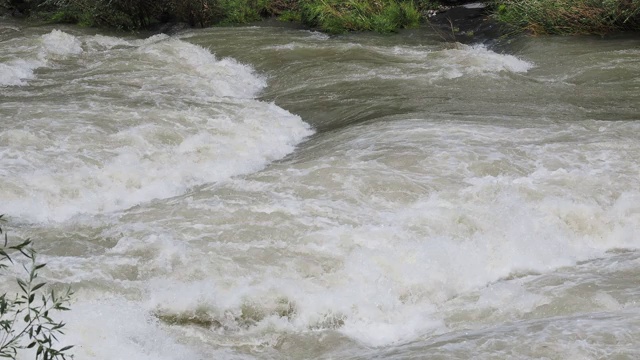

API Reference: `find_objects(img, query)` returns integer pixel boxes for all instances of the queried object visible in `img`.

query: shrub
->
[44,0,276,28]
[300,0,421,34]
[168,0,216,27]
[266,0,298,16]
[216,0,268,24]
[44,0,169,29]
[372,1,421,33]
[37,0,429,31]
[0,215,74,360]
[2,0,49,15]
[277,9,301,22]
[492,0,640,35]
[413,0,439,12]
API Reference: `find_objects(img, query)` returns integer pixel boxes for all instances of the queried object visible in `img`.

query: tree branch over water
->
[0,215,74,360]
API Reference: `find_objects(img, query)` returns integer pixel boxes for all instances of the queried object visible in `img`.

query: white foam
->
[41,29,84,57]
[55,300,207,360]
[355,43,534,78]
[427,44,534,78]
[84,34,134,50]
[102,118,640,348]
[137,38,266,99]
[0,59,40,86]
[0,29,83,86]
[305,31,330,40]
[0,33,313,222]
[290,43,535,83]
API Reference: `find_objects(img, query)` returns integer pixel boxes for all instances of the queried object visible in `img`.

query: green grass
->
[300,0,421,34]
[493,0,640,35]
[216,0,268,24]
[277,9,301,22]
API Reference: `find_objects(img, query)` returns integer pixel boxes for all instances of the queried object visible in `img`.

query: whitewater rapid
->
[0,29,313,223]
[2,23,639,360]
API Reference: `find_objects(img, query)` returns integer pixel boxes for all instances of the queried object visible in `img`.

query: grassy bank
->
[492,0,640,35]
[1,0,435,33]
[3,0,639,35]
[299,0,422,33]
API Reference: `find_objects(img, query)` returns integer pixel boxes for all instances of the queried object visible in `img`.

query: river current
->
[1,19,639,359]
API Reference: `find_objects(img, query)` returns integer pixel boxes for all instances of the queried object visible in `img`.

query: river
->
[1,19,640,359]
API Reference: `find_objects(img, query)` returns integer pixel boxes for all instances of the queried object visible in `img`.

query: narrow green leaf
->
[16,279,27,293]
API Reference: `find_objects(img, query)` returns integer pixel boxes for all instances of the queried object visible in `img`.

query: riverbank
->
[0,0,431,32]
[494,0,640,35]
[2,0,639,36]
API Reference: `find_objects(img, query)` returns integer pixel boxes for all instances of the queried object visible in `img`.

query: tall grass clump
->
[0,215,74,359]
[300,0,421,34]
[493,0,640,35]
[216,0,269,24]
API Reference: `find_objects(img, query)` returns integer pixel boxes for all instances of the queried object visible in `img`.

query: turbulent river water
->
[1,18,640,359]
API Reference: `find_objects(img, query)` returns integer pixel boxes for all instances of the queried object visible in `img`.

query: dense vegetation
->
[0,0,435,32]
[299,0,423,33]
[493,0,640,35]
[1,0,639,35]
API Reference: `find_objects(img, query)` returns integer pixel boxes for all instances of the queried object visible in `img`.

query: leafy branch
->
[0,215,74,360]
